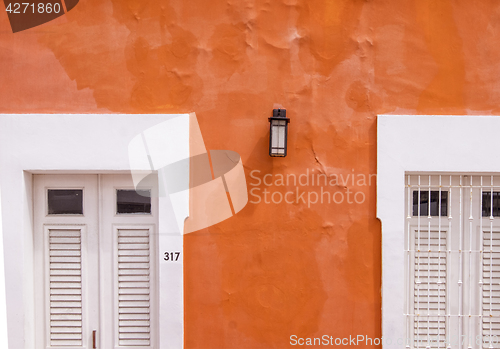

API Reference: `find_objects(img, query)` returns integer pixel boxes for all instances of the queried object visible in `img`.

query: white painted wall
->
[377,115,500,347]
[0,114,189,349]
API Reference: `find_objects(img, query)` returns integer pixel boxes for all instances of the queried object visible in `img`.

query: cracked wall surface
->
[1,0,498,347]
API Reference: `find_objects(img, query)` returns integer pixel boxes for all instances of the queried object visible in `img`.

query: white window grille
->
[406,174,500,349]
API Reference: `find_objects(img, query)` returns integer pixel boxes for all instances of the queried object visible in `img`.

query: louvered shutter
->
[482,230,500,347]
[48,229,83,347]
[118,229,152,347]
[414,229,447,348]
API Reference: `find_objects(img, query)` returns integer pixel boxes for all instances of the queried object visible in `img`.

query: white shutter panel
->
[482,230,500,348]
[48,229,83,347]
[118,229,152,347]
[414,229,447,348]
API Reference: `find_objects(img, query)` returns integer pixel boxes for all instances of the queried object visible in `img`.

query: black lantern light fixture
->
[269,108,290,157]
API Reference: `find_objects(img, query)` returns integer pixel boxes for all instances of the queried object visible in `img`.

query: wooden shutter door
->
[100,174,158,348]
[34,174,157,348]
[34,175,99,349]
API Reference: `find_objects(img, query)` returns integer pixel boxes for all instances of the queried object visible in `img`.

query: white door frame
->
[377,115,500,348]
[0,114,189,349]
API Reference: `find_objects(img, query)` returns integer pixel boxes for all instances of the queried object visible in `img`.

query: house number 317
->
[164,252,180,261]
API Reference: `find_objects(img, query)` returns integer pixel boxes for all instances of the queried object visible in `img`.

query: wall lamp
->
[269,108,290,157]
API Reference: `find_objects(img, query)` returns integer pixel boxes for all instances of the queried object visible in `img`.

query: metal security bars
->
[406,174,500,349]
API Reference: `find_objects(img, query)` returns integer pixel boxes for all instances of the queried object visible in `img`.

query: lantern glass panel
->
[271,126,279,148]
[271,120,287,149]
[279,124,285,147]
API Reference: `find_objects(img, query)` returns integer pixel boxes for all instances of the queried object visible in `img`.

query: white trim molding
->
[0,114,189,349]
[377,115,500,348]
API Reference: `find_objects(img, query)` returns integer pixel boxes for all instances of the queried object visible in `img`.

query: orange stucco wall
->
[1,0,498,347]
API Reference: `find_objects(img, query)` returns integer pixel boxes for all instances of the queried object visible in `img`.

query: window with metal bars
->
[412,191,448,217]
[406,174,500,349]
